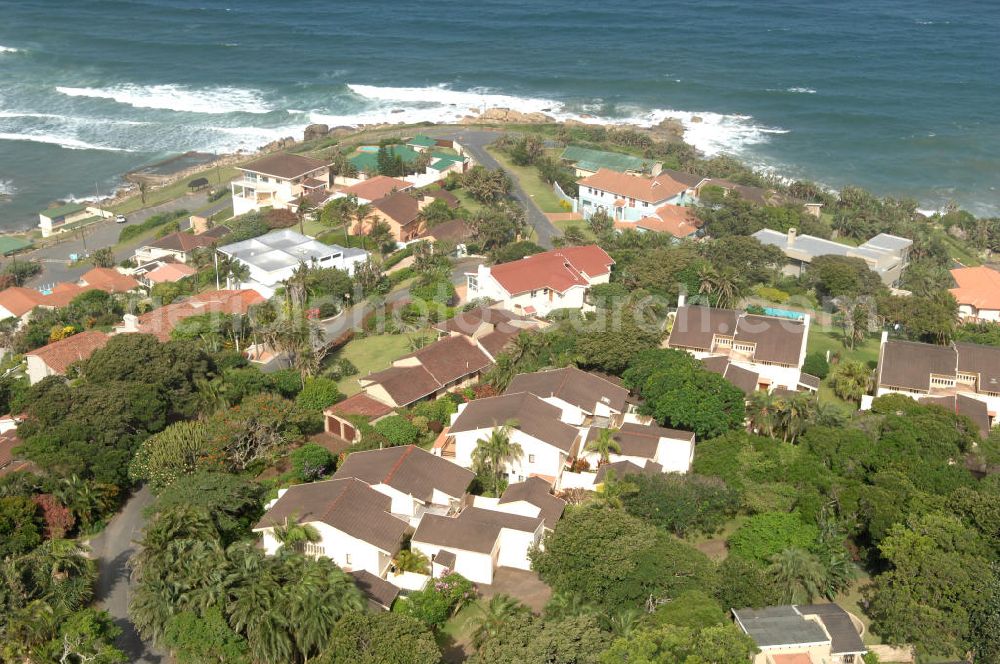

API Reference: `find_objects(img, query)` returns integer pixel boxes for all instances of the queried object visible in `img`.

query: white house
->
[581,422,695,474]
[505,365,630,426]
[253,477,411,578]
[666,301,813,394]
[949,266,1000,322]
[37,202,96,238]
[133,226,231,265]
[411,506,544,585]
[332,445,474,526]
[466,245,614,317]
[231,152,331,216]
[733,604,866,664]
[217,228,368,298]
[577,168,696,222]
[443,391,582,485]
[24,331,110,385]
[471,476,566,529]
[872,332,998,437]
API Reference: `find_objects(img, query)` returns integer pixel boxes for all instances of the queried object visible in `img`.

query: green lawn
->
[806,327,881,410]
[450,187,485,216]
[552,218,596,242]
[110,165,239,215]
[835,573,881,646]
[327,333,413,395]
[486,147,566,213]
[437,599,485,662]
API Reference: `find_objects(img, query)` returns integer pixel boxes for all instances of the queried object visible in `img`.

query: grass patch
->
[688,515,746,562]
[327,333,413,395]
[835,573,881,646]
[111,166,239,215]
[486,147,565,213]
[450,187,485,216]
[807,327,881,410]
[938,231,981,266]
[552,218,595,242]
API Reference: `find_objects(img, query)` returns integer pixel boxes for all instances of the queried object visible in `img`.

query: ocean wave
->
[0,46,18,54]
[0,110,150,125]
[0,180,15,197]
[0,131,132,152]
[55,84,272,114]
[786,87,817,94]
[341,83,786,157]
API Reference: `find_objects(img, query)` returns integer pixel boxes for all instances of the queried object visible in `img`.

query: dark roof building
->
[240,153,329,180]
[667,304,808,367]
[505,366,629,414]
[732,604,866,659]
[498,477,566,526]
[450,392,580,453]
[413,506,542,554]
[333,445,474,503]
[254,477,411,554]
[584,422,694,459]
[594,459,663,483]
[350,570,399,611]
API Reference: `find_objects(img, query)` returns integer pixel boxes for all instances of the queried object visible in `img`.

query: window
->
[528,454,536,463]
[467,275,479,290]
[345,553,352,565]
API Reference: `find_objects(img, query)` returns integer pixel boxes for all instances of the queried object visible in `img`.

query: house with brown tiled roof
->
[466,245,614,317]
[617,203,702,239]
[0,283,95,322]
[505,365,630,424]
[323,393,395,443]
[366,190,431,242]
[950,266,1000,323]
[471,476,566,529]
[871,332,1000,436]
[253,477,411,577]
[357,334,493,408]
[114,289,264,341]
[336,175,413,204]
[582,422,695,474]
[333,445,473,524]
[78,267,141,294]
[432,306,543,361]
[133,226,230,265]
[25,330,110,384]
[666,298,813,394]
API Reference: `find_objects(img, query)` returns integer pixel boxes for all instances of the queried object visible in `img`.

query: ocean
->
[1,0,999,230]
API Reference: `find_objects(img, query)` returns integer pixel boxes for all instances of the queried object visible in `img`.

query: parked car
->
[115,214,127,223]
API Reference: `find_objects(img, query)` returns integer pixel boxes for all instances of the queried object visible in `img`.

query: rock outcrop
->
[303,123,330,141]
[461,107,556,125]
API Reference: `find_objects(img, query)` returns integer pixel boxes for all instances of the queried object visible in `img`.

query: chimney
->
[122,313,139,332]
[880,330,888,345]
[678,293,687,308]
[651,163,663,177]
[787,227,798,245]
[190,215,209,234]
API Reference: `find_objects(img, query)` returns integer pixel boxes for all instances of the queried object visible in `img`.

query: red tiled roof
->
[144,263,198,283]
[950,266,1000,312]
[342,176,412,202]
[131,289,264,341]
[624,204,700,238]
[26,330,110,375]
[578,168,691,204]
[79,267,140,293]
[326,393,395,419]
[0,287,47,317]
[487,245,614,296]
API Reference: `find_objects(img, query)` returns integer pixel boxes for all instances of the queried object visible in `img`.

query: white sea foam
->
[0,131,132,152]
[787,87,817,94]
[55,84,272,114]
[338,83,786,157]
[0,180,15,197]
[0,110,150,126]
[0,46,18,54]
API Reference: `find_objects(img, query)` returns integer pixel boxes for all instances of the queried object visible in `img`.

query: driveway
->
[430,128,561,248]
[87,486,165,663]
[7,191,229,288]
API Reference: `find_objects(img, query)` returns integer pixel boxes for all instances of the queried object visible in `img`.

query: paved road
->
[87,486,165,663]
[6,191,230,288]
[430,128,561,248]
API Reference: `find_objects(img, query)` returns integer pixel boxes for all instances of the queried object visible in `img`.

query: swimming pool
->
[760,306,805,321]
[356,146,379,153]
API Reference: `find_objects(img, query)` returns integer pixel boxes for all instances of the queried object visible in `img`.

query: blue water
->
[760,307,806,321]
[1,0,999,230]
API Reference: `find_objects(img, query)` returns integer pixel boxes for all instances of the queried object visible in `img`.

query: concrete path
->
[430,128,561,248]
[87,486,165,663]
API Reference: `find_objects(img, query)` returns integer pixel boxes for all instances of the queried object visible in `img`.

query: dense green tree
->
[373,415,420,447]
[295,376,344,411]
[864,512,993,657]
[809,254,885,299]
[148,471,264,544]
[802,352,830,379]
[646,590,727,630]
[469,612,607,664]
[462,165,512,204]
[290,443,335,482]
[0,495,43,558]
[623,349,746,438]
[970,562,1000,664]
[319,612,441,664]
[715,556,786,610]
[575,318,661,375]
[728,512,820,563]
[621,473,740,537]
[600,622,758,664]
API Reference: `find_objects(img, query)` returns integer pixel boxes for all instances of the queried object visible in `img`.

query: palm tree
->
[227,260,251,290]
[138,180,150,205]
[485,354,517,392]
[777,392,815,443]
[748,391,779,438]
[394,549,430,574]
[367,218,394,255]
[768,547,827,604]
[714,267,745,309]
[697,264,719,302]
[471,423,523,496]
[294,195,317,235]
[811,399,848,428]
[829,361,872,403]
[544,590,595,620]
[586,427,621,465]
[353,203,374,241]
[602,607,642,637]
[597,469,638,509]
[471,594,526,648]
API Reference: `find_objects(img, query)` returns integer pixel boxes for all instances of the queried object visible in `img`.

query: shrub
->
[118,209,188,243]
[291,443,335,481]
[270,368,303,398]
[754,285,790,303]
[317,301,339,319]
[296,377,344,412]
[395,573,476,630]
[802,352,830,379]
[374,415,419,446]
[728,512,820,562]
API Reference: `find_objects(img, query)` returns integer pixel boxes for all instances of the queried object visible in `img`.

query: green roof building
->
[349,145,423,173]
[407,134,437,148]
[0,236,33,256]
[560,146,658,175]
[38,202,87,221]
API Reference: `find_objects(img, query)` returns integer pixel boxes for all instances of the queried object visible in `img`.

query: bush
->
[754,285,791,303]
[622,474,740,537]
[118,209,188,243]
[295,377,344,412]
[728,512,820,563]
[394,573,476,630]
[492,240,544,264]
[317,301,339,319]
[208,188,227,202]
[291,443,335,482]
[802,352,830,379]
[270,369,303,398]
[374,415,419,446]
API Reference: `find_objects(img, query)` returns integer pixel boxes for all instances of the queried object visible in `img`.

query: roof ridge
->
[383,445,415,485]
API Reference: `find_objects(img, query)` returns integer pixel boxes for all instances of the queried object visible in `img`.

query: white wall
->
[451,426,568,483]
[25,355,55,385]
[496,525,542,570]
[370,483,420,518]
[257,521,393,577]
[472,496,542,520]
[411,540,496,585]
[467,264,608,317]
